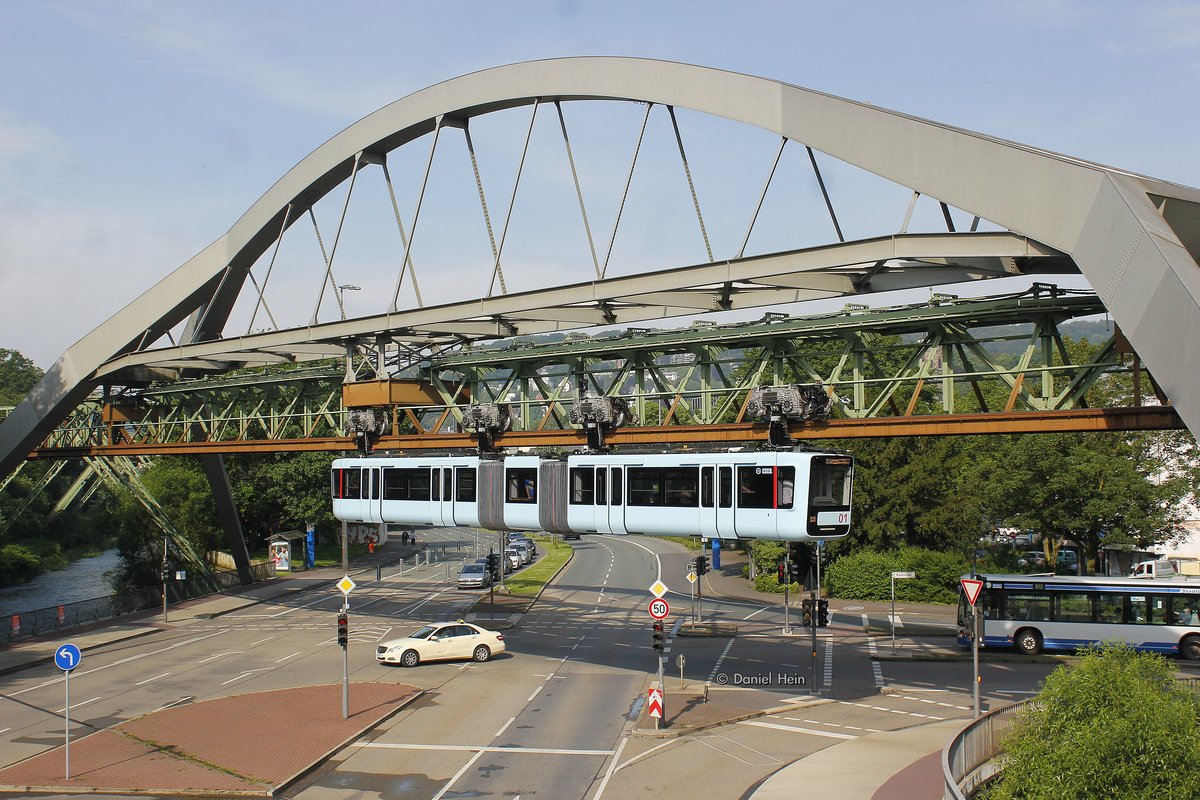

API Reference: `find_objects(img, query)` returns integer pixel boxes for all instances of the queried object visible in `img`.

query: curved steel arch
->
[3,56,1200,477]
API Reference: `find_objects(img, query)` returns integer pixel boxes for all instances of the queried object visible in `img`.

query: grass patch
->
[500,536,573,597]
[661,536,702,551]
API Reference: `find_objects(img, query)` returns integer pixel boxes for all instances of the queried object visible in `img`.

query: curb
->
[467,540,577,626]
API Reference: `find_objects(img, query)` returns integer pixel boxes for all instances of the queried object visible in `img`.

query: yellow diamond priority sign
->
[686,572,697,584]
[337,576,356,595]
[649,580,668,598]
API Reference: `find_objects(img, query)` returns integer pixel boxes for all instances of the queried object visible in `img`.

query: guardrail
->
[1,561,275,645]
[942,699,1034,799]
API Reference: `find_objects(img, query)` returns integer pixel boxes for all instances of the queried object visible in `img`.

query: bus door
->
[607,466,627,534]
[432,466,454,527]
[699,465,718,540]
[716,466,735,538]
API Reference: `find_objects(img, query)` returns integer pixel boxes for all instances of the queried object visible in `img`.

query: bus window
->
[1054,592,1092,622]
[1129,595,1149,624]
[1006,592,1050,621]
[1096,593,1123,624]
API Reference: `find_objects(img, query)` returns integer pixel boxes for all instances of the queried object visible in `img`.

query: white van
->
[1130,559,1178,579]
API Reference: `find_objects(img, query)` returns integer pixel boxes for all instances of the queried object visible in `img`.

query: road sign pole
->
[343,599,349,720]
[811,590,819,694]
[891,574,896,654]
[658,656,665,729]
[973,603,981,719]
[64,666,70,779]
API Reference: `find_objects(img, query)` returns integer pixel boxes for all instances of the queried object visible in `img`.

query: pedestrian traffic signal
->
[801,597,814,627]
[817,598,830,627]
[337,613,348,647]
[777,561,786,583]
[695,555,709,576]
[652,620,664,653]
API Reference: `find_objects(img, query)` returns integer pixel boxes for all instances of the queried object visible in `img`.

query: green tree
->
[230,452,335,549]
[987,644,1200,800]
[0,348,42,406]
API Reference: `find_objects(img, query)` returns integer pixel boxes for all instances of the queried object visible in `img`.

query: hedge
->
[825,547,969,604]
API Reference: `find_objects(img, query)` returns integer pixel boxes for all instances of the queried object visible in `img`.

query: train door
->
[699,466,718,540]
[716,465,735,537]
[368,467,383,524]
[607,466,627,534]
[432,466,454,526]
[592,467,611,533]
[733,462,778,538]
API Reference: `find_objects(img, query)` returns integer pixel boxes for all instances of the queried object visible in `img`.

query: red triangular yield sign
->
[961,578,984,606]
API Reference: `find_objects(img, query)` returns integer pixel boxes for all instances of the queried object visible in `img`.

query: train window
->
[507,468,537,503]
[810,457,852,507]
[343,469,363,499]
[718,467,732,508]
[383,468,431,501]
[596,469,607,507]
[736,466,775,509]
[456,468,477,502]
[628,468,662,506]
[370,469,380,500]
[777,466,795,510]
[570,467,595,505]
[431,468,440,501]
[663,468,699,507]
[701,467,714,508]
[443,469,453,501]
[611,467,623,506]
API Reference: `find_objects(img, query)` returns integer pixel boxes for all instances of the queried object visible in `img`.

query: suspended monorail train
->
[331,449,852,542]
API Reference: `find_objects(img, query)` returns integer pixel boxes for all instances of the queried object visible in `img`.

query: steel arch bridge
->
[1,58,1197,576]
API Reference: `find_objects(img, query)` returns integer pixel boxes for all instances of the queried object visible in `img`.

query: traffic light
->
[787,562,802,585]
[652,621,664,653]
[801,597,814,627]
[337,613,348,647]
[777,561,786,583]
[695,555,709,576]
[160,563,172,583]
[486,552,500,580]
[817,598,830,627]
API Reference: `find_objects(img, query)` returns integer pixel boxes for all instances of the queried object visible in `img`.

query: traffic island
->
[632,684,834,739]
[0,683,421,797]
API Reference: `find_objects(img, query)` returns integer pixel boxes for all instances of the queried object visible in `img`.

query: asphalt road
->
[0,530,1063,800]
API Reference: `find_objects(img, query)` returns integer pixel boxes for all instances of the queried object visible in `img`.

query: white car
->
[503,547,522,571]
[376,622,506,667]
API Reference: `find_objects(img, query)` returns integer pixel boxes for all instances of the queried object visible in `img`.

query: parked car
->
[376,622,505,667]
[1018,550,1046,569]
[510,539,535,565]
[503,548,522,571]
[457,562,491,589]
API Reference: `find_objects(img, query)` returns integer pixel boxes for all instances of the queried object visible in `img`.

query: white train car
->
[331,449,852,542]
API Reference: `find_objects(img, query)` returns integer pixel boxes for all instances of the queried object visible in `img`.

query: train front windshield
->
[809,456,852,509]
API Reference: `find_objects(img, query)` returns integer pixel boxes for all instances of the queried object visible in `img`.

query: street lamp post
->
[337,283,361,320]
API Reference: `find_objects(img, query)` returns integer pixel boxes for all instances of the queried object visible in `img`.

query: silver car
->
[457,562,491,589]
[510,539,535,565]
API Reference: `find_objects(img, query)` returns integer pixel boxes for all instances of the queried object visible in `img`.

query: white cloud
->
[0,110,67,166]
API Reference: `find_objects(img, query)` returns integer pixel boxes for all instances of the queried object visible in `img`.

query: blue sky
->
[2,1,1199,368]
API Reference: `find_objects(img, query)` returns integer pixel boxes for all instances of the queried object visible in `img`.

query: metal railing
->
[1,561,275,645]
[942,699,1034,800]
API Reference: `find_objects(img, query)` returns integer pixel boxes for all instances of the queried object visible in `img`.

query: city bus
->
[957,573,1200,659]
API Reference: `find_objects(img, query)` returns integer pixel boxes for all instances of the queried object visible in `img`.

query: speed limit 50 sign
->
[648,598,670,620]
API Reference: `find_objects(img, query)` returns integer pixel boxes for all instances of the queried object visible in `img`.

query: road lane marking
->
[249,636,276,647]
[10,630,229,697]
[57,697,101,714]
[432,750,484,800]
[742,607,767,620]
[707,638,735,682]
[866,635,885,688]
[740,720,856,739]
[135,673,171,686]
[888,614,903,627]
[527,685,543,702]
[494,716,516,739]
[593,736,628,800]
[275,651,301,663]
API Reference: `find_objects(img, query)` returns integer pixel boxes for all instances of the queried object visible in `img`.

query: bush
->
[0,543,42,584]
[825,547,969,604]
[986,644,1200,800]
[754,574,800,594]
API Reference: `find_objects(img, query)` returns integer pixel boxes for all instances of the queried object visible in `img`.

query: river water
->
[0,548,121,617]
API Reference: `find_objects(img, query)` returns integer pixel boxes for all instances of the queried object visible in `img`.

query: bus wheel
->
[1014,628,1043,656]
[1181,636,1200,661]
